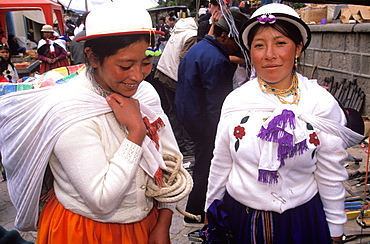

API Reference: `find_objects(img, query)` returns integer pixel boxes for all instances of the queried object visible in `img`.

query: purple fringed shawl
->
[257,109,308,184]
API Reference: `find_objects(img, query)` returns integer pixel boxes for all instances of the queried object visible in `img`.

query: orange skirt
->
[36,195,159,244]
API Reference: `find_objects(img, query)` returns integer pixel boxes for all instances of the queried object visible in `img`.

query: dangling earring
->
[145,30,162,57]
[294,57,298,67]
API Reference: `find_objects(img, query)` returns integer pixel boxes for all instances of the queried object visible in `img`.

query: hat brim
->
[239,13,311,51]
[75,30,164,42]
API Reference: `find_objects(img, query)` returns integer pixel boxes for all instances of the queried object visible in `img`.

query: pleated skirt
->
[36,194,159,244]
[223,192,332,244]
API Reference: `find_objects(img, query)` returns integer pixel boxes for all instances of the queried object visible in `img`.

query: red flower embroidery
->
[234,125,246,139]
[309,132,320,146]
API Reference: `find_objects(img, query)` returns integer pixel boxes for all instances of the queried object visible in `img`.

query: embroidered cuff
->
[117,138,142,164]
[157,201,177,213]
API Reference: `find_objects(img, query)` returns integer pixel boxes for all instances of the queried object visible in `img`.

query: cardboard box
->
[300,4,327,24]
[363,116,370,136]
[334,5,370,23]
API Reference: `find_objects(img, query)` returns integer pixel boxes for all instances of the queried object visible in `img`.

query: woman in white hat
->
[204,3,364,243]
[37,24,69,74]
[0,2,182,244]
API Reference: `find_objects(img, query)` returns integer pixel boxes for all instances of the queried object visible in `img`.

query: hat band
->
[90,27,153,36]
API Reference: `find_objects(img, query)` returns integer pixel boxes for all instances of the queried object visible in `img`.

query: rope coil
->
[145,154,202,222]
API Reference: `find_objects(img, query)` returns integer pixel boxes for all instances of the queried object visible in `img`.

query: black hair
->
[213,24,226,38]
[0,44,14,69]
[209,0,220,6]
[247,20,303,50]
[0,56,8,73]
[84,34,151,65]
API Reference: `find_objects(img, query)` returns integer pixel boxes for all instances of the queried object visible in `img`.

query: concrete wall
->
[299,23,370,115]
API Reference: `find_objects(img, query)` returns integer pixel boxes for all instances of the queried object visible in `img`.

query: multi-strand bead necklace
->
[258,73,300,105]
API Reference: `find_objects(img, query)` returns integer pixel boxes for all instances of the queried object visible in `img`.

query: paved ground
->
[2,147,370,243]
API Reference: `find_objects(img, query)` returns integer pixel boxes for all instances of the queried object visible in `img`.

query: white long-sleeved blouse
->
[205,73,359,237]
[49,74,181,224]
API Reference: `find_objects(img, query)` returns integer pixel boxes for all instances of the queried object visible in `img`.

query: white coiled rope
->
[145,154,202,222]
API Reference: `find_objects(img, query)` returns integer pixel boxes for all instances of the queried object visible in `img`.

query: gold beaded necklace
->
[258,73,300,105]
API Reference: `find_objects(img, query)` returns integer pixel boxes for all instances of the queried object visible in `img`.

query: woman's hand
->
[45,58,53,64]
[106,93,146,146]
[212,10,222,22]
[148,209,172,244]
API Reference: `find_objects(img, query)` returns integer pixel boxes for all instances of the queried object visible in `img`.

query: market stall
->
[13,60,41,78]
[0,0,65,35]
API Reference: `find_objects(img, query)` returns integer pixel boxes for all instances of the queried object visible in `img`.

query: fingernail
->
[106,96,111,102]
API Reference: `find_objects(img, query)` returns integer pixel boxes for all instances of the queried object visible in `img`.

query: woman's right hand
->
[46,58,53,64]
[106,93,146,146]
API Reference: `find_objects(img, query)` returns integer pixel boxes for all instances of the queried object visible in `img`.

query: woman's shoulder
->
[298,73,338,105]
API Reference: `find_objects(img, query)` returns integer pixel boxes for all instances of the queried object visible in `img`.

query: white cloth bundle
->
[0,80,166,231]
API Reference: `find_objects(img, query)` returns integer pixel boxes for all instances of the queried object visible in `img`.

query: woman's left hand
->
[148,225,170,244]
[148,209,172,244]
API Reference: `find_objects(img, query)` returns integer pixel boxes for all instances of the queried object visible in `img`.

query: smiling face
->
[90,39,152,98]
[250,26,303,89]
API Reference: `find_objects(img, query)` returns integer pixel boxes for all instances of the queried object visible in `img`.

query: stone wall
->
[299,23,370,115]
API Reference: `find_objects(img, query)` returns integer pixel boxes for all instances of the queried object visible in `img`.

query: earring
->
[146,30,162,57]
[145,46,162,57]
[294,57,298,67]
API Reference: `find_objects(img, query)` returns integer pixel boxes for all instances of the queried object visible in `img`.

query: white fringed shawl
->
[222,73,364,184]
[0,80,166,231]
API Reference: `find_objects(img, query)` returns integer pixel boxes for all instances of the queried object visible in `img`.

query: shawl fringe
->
[257,109,308,183]
[154,168,163,189]
[258,169,278,185]
[143,116,165,150]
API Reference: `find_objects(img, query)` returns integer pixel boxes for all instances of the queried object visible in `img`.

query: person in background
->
[157,16,170,49]
[168,17,177,34]
[27,29,36,44]
[69,12,90,65]
[198,5,208,18]
[0,28,8,46]
[239,0,253,18]
[0,44,19,83]
[73,12,89,36]
[69,30,86,65]
[7,34,26,56]
[154,17,198,156]
[204,3,364,243]
[0,1,183,243]
[0,56,8,83]
[0,225,34,244]
[197,0,229,42]
[175,9,248,227]
[37,24,69,74]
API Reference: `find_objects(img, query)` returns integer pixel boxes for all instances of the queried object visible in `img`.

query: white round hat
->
[41,25,54,32]
[76,1,162,42]
[240,3,311,51]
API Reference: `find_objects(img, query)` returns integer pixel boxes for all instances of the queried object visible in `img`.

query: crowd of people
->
[0,10,92,80]
[0,0,366,244]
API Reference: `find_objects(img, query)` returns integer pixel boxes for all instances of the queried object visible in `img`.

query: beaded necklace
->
[258,73,300,105]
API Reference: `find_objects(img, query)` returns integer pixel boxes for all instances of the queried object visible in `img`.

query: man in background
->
[175,10,248,227]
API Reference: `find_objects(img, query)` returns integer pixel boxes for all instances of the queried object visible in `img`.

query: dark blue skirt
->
[223,192,332,244]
